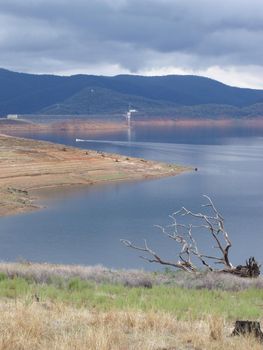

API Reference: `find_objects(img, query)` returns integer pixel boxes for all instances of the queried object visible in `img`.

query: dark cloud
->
[0,0,262,86]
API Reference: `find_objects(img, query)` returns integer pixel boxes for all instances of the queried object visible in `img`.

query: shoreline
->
[1,116,263,135]
[0,134,191,217]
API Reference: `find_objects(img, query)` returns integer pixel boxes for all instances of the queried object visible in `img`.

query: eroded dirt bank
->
[0,134,190,216]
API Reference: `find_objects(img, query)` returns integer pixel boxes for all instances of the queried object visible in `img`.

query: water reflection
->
[0,124,263,269]
[6,121,263,146]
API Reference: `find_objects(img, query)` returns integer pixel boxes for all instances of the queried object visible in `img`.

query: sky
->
[0,0,263,89]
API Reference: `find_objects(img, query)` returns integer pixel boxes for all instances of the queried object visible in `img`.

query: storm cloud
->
[0,0,262,87]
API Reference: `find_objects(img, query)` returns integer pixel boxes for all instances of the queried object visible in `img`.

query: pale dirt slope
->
[0,134,189,216]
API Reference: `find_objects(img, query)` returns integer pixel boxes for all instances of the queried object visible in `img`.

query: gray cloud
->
[0,0,262,86]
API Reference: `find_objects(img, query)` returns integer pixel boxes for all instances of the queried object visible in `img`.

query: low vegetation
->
[0,262,262,349]
[1,300,262,350]
[0,272,263,320]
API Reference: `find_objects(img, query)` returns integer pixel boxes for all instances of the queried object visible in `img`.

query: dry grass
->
[0,299,262,350]
[0,263,262,349]
[1,262,263,291]
[174,270,263,291]
[0,262,159,287]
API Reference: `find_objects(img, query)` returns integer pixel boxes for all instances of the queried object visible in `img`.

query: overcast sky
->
[0,0,263,88]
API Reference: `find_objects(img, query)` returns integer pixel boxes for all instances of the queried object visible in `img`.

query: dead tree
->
[121,195,260,277]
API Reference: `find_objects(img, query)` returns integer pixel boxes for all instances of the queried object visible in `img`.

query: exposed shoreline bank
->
[0,134,190,217]
[1,116,263,134]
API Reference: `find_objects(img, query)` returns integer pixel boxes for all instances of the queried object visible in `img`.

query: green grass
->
[0,274,262,320]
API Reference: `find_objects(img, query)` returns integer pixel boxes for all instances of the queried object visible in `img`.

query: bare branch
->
[177,195,233,268]
[121,196,235,274]
[120,239,197,272]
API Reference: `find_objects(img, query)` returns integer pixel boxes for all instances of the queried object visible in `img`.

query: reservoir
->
[0,123,263,270]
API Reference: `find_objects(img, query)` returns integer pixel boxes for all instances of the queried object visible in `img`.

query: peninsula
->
[0,134,189,216]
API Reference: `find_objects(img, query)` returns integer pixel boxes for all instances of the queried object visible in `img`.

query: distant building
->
[6,114,18,120]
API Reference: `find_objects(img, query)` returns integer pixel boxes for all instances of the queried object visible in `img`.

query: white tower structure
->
[124,108,137,127]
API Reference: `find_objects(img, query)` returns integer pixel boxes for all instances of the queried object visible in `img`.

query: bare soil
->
[0,118,127,133]
[0,134,189,216]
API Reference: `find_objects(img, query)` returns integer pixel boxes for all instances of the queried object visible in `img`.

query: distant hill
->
[1,68,263,118]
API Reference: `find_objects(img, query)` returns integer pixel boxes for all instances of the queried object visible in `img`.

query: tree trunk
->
[223,257,260,278]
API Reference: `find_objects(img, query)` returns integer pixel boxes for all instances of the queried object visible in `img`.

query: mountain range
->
[0,68,263,119]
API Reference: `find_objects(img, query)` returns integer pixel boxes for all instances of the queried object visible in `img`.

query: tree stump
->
[232,321,263,341]
[224,257,260,278]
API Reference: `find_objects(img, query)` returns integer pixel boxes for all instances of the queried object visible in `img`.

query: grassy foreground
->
[0,264,262,349]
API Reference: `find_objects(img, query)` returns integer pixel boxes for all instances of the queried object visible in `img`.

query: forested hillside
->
[1,68,263,118]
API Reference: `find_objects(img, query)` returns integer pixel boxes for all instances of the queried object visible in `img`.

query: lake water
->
[1,124,263,270]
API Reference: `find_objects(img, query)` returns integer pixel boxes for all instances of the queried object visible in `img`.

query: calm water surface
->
[1,124,263,269]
